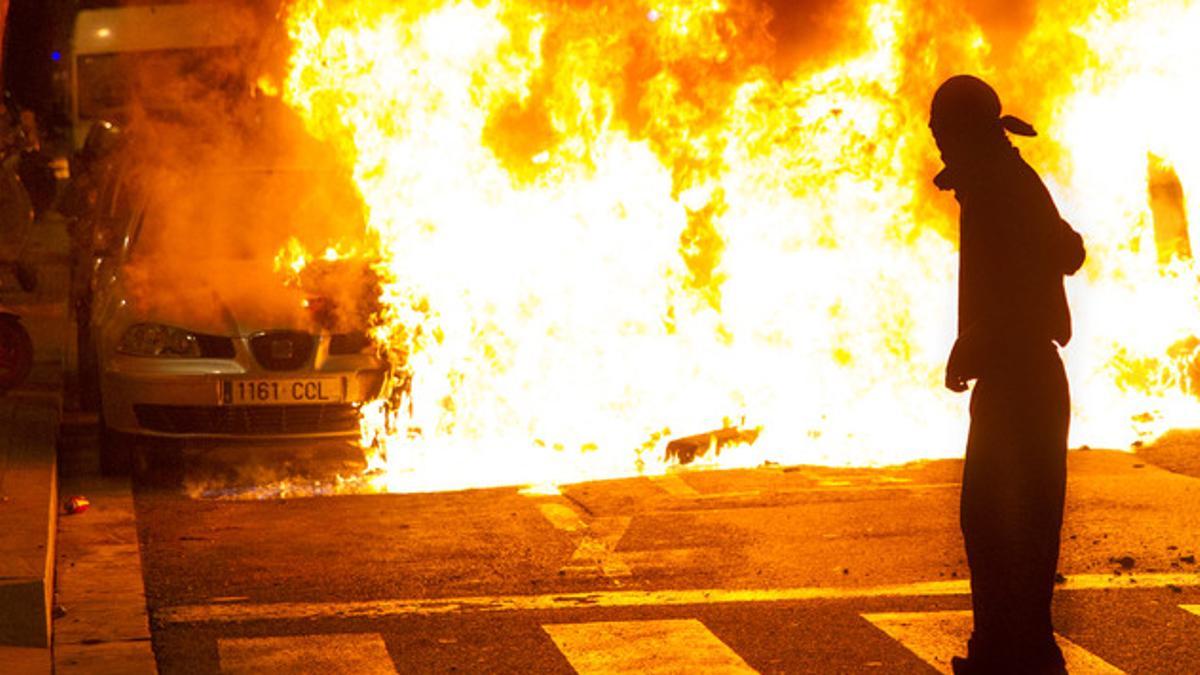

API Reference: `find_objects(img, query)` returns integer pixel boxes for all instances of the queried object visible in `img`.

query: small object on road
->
[1182,554,1197,564]
[1054,572,1067,584]
[52,605,67,619]
[1110,554,1136,570]
[1168,584,1183,593]
[64,495,90,514]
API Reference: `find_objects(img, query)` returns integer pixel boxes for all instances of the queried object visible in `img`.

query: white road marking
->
[156,573,1200,625]
[537,503,588,532]
[560,516,633,578]
[536,501,632,578]
[543,619,757,674]
[650,473,701,497]
[1182,605,1200,617]
[862,610,1123,675]
[217,633,395,674]
[651,473,955,499]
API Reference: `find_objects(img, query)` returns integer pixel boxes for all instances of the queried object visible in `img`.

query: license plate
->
[220,378,345,405]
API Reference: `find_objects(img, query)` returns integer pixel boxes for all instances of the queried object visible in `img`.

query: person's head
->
[929,75,1035,166]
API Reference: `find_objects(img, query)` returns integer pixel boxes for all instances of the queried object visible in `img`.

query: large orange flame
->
[278,0,1200,492]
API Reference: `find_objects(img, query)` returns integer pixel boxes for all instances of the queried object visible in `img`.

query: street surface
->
[68,428,1200,673]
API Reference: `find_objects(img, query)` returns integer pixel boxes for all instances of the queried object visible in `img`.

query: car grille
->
[195,334,236,358]
[134,404,360,435]
[249,331,313,371]
[329,331,374,355]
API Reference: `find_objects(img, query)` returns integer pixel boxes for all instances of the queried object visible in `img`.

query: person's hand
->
[945,334,976,393]
[945,367,969,393]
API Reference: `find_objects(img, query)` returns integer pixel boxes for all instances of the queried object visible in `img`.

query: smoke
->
[764,0,1043,70]
[103,1,379,337]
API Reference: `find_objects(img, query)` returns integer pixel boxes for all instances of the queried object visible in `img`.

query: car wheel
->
[76,314,100,411]
[98,415,134,476]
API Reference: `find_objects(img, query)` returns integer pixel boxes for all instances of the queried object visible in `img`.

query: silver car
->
[90,166,388,473]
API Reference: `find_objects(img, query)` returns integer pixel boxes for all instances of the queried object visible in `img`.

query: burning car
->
[89,157,388,474]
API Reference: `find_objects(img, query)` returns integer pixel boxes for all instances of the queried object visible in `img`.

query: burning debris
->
[664,426,762,465]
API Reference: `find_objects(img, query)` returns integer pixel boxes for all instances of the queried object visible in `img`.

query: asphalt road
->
[118,436,1200,674]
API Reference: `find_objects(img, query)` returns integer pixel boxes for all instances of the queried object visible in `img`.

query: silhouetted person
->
[930,75,1085,675]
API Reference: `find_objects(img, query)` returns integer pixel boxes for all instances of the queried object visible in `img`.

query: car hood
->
[116,259,321,337]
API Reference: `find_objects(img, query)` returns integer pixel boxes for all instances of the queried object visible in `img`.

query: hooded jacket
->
[945,142,1085,368]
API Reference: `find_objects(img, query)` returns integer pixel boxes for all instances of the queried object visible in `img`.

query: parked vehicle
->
[70,3,252,149]
[60,119,126,411]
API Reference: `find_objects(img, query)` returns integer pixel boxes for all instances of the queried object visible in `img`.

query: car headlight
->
[117,323,202,358]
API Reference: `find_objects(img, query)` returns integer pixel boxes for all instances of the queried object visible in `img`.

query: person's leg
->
[960,377,1013,666]
[1006,349,1070,667]
[961,349,1069,669]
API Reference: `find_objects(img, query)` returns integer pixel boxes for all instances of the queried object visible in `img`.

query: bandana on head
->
[930,74,1037,138]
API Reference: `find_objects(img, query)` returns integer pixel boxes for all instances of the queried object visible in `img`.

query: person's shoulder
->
[1001,149,1055,200]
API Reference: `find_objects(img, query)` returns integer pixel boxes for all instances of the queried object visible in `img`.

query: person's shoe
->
[954,654,1068,675]
[950,656,977,674]
[951,655,1010,675]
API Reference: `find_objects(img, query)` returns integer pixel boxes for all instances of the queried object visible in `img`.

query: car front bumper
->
[100,354,388,439]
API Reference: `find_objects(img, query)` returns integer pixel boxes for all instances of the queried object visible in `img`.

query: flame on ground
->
[272,0,1200,493]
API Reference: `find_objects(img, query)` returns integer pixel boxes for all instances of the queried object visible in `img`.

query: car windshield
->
[76,48,242,123]
[130,167,365,261]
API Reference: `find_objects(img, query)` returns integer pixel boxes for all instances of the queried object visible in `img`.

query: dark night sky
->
[3,0,62,114]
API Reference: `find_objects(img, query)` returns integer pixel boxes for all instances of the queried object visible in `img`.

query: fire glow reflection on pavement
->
[259,0,1200,495]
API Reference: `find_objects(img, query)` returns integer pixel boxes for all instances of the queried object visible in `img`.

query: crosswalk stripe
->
[537,502,588,532]
[650,473,702,497]
[536,501,633,578]
[861,611,1123,674]
[543,619,758,674]
[217,633,396,674]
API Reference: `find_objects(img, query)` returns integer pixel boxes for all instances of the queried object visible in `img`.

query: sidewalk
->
[0,213,69,668]
[53,420,156,674]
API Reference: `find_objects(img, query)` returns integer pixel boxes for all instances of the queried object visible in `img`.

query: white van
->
[70,3,251,148]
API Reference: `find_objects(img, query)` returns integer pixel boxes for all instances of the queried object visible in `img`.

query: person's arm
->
[1053,218,1086,275]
